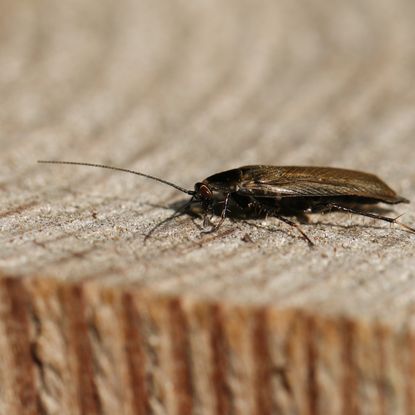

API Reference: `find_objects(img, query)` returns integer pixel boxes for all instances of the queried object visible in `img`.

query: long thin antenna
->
[38,160,195,195]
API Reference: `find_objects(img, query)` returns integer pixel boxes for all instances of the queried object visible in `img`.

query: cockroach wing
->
[236,166,408,204]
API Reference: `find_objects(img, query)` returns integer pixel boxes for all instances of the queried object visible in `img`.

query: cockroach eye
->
[195,182,213,200]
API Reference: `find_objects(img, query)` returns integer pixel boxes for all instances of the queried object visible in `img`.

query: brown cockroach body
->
[38,161,414,245]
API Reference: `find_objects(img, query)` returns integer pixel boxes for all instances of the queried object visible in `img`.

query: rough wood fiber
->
[1,0,415,414]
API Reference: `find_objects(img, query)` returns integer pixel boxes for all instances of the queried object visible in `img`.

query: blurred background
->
[1,0,415,193]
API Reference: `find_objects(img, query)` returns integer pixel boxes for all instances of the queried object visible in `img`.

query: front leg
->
[201,193,232,233]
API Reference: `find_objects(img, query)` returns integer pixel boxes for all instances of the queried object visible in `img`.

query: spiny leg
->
[328,203,415,234]
[202,193,231,233]
[245,200,314,245]
[275,214,315,246]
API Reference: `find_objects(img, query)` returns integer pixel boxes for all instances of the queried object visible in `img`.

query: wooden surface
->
[1,0,415,414]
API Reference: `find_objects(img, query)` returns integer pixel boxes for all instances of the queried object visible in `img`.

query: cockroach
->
[38,161,415,245]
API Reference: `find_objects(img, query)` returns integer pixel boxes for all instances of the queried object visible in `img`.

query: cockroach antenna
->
[37,160,195,195]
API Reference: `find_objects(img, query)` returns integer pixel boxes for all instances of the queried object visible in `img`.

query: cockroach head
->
[194,182,213,206]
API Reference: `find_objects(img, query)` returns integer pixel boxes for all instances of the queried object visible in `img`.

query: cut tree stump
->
[1,0,415,414]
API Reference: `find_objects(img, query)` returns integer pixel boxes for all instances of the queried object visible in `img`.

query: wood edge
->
[0,273,412,414]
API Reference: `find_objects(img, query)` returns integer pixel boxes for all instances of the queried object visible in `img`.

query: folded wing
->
[237,166,407,204]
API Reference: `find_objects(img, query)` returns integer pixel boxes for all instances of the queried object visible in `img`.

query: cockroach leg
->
[275,214,315,246]
[328,203,415,234]
[216,192,231,227]
[201,192,231,233]
[203,214,212,229]
[144,197,194,242]
[144,209,185,242]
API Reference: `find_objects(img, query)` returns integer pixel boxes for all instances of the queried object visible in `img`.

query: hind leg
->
[327,203,415,234]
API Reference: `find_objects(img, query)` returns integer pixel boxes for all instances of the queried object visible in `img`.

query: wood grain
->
[1,0,415,413]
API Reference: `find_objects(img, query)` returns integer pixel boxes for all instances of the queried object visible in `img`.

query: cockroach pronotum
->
[38,161,415,245]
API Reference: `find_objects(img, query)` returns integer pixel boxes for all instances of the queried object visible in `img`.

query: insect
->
[38,161,415,245]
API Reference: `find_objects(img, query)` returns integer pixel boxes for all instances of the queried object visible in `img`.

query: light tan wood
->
[1,0,415,413]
